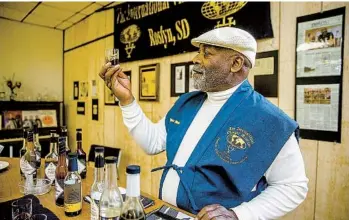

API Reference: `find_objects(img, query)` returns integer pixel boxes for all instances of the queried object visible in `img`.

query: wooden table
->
[0,157,194,219]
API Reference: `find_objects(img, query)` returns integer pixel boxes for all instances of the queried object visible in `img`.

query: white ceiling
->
[0,1,121,30]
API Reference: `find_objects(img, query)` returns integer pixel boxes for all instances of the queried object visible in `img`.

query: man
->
[99,27,308,220]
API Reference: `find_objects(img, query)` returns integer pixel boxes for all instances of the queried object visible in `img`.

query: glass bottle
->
[61,126,71,154]
[33,124,42,169]
[76,128,87,179]
[91,147,105,220]
[64,153,82,217]
[20,130,37,182]
[19,128,28,179]
[121,165,145,220]
[99,156,123,220]
[45,133,58,185]
[55,137,68,207]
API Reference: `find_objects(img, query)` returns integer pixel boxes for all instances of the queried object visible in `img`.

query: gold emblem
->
[215,127,254,164]
[201,2,247,28]
[120,24,141,58]
[170,118,180,125]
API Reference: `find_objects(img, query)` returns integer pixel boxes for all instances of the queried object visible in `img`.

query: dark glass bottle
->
[76,129,87,179]
[61,126,71,154]
[121,165,146,220]
[55,137,68,207]
[64,153,82,217]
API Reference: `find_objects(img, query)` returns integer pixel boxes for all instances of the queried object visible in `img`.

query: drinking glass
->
[105,48,120,66]
[12,198,32,220]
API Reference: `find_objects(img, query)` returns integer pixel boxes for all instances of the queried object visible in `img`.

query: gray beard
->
[193,70,230,92]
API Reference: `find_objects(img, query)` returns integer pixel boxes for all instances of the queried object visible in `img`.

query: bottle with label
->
[61,126,71,154]
[91,147,105,220]
[45,133,58,185]
[64,153,82,217]
[76,129,87,179]
[33,124,42,172]
[20,130,37,182]
[55,137,68,207]
[121,165,145,220]
[99,156,123,220]
[19,128,28,179]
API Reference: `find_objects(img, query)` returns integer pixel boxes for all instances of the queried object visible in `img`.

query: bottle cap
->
[126,165,140,174]
[105,156,117,164]
[76,128,82,131]
[68,153,78,172]
[95,147,104,153]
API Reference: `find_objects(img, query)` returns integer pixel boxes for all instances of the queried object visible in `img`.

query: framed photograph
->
[250,50,278,98]
[139,63,160,101]
[104,85,118,106]
[91,80,98,98]
[80,81,88,98]
[73,81,79,100]
[77,102,85,115]
[92,99,99,121]
[171,63,187,96]
[295,7,345,143]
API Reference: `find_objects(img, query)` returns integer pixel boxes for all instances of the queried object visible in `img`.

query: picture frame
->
[104,70,132,106]
[92,99,99,121]
[171,62,196,97]
[295,7,345,143]
[77,102,85,115]
[139,64,160,101]
[251,50,278,98]
[73,81,79,100]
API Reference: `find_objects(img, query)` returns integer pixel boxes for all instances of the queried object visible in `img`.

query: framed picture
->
[139,63,160,101]
[104,85,118,106]
[73,81,79,100]
[92,99,99,121]
[295,7,345,143]
[77,102,85,115]
[171,62,188,96]
[249,50,278,98]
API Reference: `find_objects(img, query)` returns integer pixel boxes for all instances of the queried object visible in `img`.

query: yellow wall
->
[64,2,349,219]
[0,19,63,101]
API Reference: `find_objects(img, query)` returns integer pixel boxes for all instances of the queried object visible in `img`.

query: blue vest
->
[152,81,299,214]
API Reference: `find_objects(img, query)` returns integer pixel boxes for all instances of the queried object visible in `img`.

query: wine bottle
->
[20,130,37,182]
[19,128,28,179]
[45,132,58,185]
[64,153,82,217]
[33,124,42,169]
[121,165,145,220]
[76,129,87,179]
[99,156,123,220]
[91,147,105,220]
[61,126,71,154]
[55,137,67,207]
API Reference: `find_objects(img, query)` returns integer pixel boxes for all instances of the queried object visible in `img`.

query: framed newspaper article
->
[295,7,345,143]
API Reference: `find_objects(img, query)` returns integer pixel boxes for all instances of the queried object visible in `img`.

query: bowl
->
[19,178,52,195]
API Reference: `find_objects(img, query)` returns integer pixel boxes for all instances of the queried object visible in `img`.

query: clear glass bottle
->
[61,126,71,154]
[64,153,82,217]
[33,124,42,170]
[121,165,145,220]
[91,147,105,220]
[55,137,68,207]
[99,156,123,220]
[20,130,37,182]
[19,128,28,179]
[76,128,87,179]
[45,133,58,185]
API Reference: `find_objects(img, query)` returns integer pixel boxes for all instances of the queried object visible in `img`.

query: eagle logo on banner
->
[120,24,141,58]
[215,127,254,164]
[201,2,247,28]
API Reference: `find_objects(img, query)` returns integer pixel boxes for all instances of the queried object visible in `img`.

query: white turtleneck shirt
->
[120,83,308,220]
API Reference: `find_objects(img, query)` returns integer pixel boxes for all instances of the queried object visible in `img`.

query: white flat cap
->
[191,27,257,67]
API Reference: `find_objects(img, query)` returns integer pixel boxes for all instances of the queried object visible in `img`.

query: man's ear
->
[230,56,244,73]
